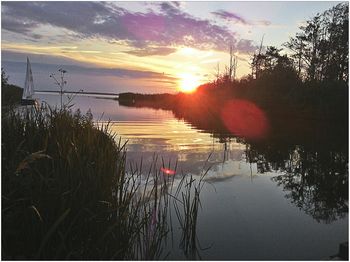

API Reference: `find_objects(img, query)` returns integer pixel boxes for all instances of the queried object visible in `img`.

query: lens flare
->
[161,167,176,175]
[220,99,269,140]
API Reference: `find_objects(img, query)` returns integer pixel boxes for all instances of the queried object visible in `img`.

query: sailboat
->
[21,57,38,106]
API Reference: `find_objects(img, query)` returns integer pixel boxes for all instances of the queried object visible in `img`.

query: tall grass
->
[173,164,209,259]
[2,105,207,260]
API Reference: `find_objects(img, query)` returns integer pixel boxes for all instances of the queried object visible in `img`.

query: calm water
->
[36,94,348,260]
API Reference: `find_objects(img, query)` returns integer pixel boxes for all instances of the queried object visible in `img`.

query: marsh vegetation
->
[2,105,207,259]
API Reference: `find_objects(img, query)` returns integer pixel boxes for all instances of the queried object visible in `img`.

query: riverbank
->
[117,81,348,144]
[118,80,348,121]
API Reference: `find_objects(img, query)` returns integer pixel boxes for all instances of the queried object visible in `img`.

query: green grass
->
[2,105,206,259]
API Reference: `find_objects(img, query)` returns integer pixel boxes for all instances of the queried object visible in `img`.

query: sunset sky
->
[1,1,342,93]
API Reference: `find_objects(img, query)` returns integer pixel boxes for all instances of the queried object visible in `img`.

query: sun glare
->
[179,73,200,93]
[178,47,196,56]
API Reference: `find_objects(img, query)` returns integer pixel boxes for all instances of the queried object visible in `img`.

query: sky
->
[1,1,343,94]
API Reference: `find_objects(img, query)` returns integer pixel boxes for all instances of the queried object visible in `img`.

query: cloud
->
[125,47,177,57]
[256,20,272,26]
[2,1,258,55]
[211,10,249,25]
[159,2,181,14]
[1,50,178,83]
[2,16,39,34]
[212,9,272,27]
[2,50,87,66]
[169,2,182,8]
[236,39,257,53]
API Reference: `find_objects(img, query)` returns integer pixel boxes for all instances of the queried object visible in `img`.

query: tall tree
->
[251,46,295,79]
[285,3,348,83]
[251,35,265,79]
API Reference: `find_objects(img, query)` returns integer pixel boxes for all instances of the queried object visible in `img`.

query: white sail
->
[22,57,34,99]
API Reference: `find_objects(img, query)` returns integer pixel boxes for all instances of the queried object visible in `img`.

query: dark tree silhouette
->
[2,67,9,86]
[271,148,348,223]
[285,3,349,83]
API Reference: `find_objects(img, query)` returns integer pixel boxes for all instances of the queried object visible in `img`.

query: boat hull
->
[21,99,38,106]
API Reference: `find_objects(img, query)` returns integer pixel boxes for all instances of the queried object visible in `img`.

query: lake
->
[36,93,348,260]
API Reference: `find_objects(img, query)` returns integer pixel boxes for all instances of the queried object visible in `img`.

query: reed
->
[172,163,209,259]
[2,105,207,260]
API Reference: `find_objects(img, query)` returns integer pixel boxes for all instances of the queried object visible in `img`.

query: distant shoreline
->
[116,88,348,145]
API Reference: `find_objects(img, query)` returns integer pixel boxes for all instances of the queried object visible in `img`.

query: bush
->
[1,83,23,107]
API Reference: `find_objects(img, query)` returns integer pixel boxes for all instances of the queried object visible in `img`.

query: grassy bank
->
[2,105,205,259]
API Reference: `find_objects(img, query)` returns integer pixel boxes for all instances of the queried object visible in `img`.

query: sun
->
[178,73,200,93]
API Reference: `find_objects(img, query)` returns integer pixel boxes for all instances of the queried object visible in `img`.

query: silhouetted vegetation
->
[284,3,348,83]
[199,3,348,120]
[118,92,177,111]
[2,105,206,259]
[1,68,23,107]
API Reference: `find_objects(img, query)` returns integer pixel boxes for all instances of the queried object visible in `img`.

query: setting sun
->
[178,73,200,93]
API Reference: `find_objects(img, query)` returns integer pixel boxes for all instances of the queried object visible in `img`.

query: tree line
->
[194,3,348,122]
[218,3,348,86]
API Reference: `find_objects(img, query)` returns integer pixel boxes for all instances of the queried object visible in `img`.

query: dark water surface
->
[37,94,348,260]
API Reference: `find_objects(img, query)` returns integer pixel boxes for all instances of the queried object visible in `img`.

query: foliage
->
[2,106,205,259]
[1,84,23,107]
[2,67,9,86]
[284,3,349,83]
[1,69,23,107]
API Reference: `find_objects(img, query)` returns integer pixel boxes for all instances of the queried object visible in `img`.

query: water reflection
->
[241,122,348,224]
[33,95,347,259]
[118,99,348,224]
[253,146,348,223]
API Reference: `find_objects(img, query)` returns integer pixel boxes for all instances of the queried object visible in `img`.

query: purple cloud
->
[211,10,249,25]
[121,12,166,44]
[236,39,257,53]
[2,2,258,55]
[2,17,39,34]
[212,10,272,27]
